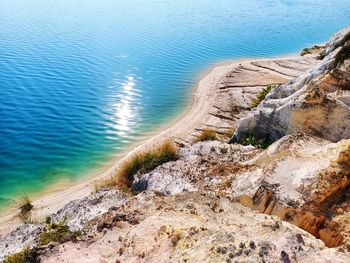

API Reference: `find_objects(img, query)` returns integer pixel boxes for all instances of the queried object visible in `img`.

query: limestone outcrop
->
[41,192,348,263]
[132,133,350,248]
[231,26,350,144]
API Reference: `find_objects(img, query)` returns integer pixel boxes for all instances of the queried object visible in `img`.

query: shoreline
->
[0,54,303,234]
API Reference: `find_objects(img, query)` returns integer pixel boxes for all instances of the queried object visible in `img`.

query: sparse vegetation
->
[301,45,325,57]
[251,84,277,108]
[3,248,38,263]
[242,132,270,149]
[37,218,80,246]
[93,177,116,193]
[18,193,33,222]
[96,140,179,190]
[224,127,236,139]
[119,140,179,187]
[195,128,217,142]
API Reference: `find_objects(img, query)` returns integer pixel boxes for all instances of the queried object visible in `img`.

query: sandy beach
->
[0,54,317,235]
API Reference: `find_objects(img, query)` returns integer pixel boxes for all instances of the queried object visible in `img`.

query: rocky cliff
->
[231,26,350,144]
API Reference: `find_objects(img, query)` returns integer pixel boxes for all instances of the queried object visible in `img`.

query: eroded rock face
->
[237,133,350,247]
[41,192,348,263]
[0,189,126,261]
[49,189,127,232]
[0,224,44,261]
[231,26,350,143]
[131,140,261,197]
[131,134,350,248]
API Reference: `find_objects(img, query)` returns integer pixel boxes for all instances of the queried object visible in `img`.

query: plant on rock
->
[251,84,277,108]
[242,132,270,149]
[195,128,217,142]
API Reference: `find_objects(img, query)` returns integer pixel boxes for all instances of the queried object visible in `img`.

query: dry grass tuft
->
[17,193,33,222]
[195,128,217,142]
[95,140,179,191]
[224,127,236,139]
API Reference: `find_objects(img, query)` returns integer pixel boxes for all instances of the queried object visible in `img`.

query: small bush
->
[251,84,276,108]
[37,219,80,246]
[3,248,38,263]
[18,194,33,222]
[195,128,217,142]
[242,132,270,149]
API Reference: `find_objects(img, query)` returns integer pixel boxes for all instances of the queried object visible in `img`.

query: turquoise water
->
[0,0,349,207]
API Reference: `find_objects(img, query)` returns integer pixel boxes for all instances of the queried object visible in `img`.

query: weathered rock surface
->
[239,134,350,248]
[0,224,43,261]
[132,133,350,248]
[231,26,350,144]
[190,55,317,142]
[41,192,348,263]
[0,189,125,261]
[49,189,127,232]
[132,141,260,196]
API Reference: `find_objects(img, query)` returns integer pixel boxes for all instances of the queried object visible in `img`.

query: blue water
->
[0,0,349,207]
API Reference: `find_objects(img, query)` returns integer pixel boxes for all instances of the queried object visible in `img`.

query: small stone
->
[249,241,256,249]
[337,208,344,214]
[217,247,227,254]
[130,219,140,225]
[220,147,228,154]
[115,221,128,229]
[281,250,291,263]
[295,234,304,245]
[338,247,345,253]
[230,244,236,251]
[221,247,228,254]
[171,234,181,247]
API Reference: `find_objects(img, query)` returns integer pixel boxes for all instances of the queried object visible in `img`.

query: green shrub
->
[251,84,276,108]
[242,132,270,149]
[3,248,38,263]
[195,128,217,142]
[37,219,80,246]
